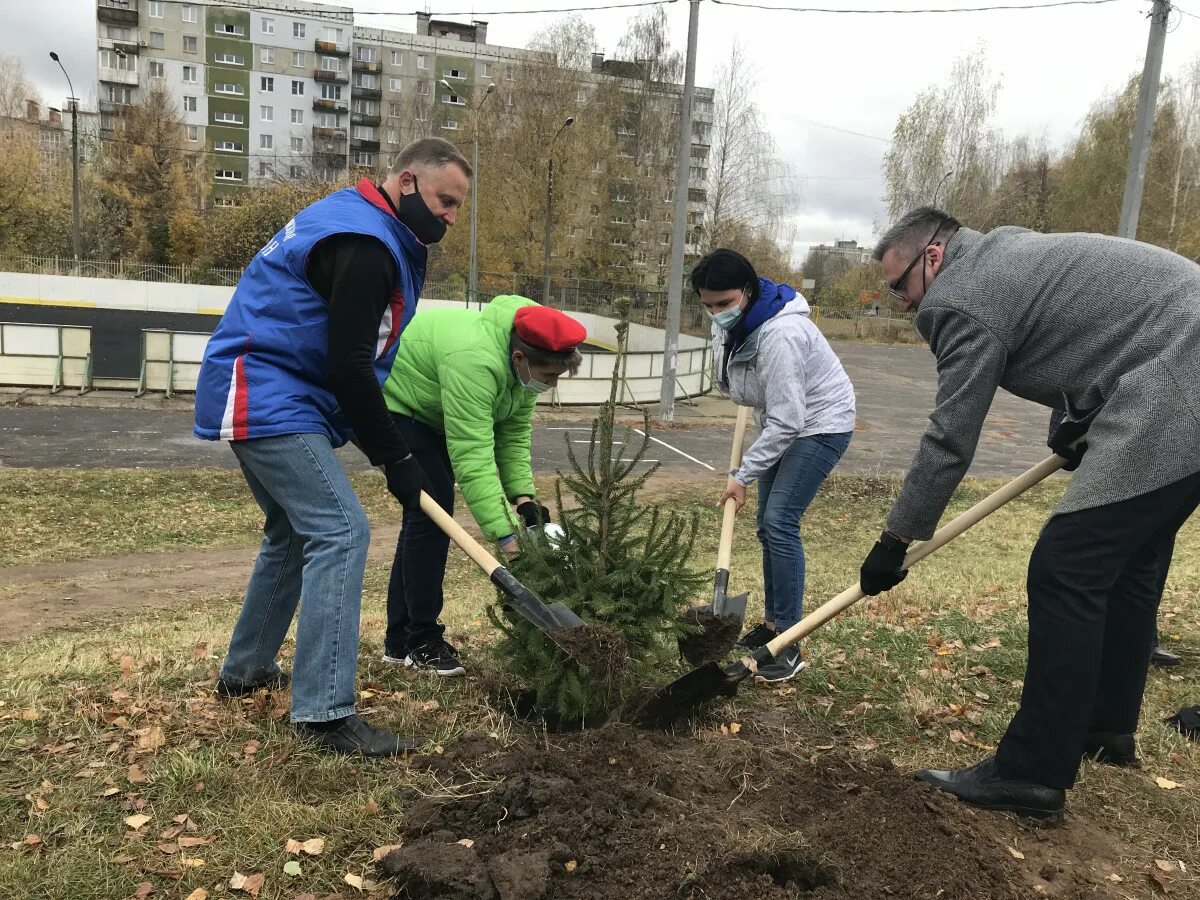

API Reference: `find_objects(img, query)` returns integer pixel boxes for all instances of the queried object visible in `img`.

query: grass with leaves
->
[0,469,1198,898]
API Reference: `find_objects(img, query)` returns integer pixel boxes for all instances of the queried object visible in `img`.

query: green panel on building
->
[206,59,250,96]
[207,7,251,40]
[208,95,250,128]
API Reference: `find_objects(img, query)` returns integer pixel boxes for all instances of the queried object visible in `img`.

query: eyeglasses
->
[887,217,948,302]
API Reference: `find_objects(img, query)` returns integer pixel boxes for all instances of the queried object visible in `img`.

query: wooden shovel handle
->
[759,452,1067,663]
[419,491,500,577]
[716,406,751,571]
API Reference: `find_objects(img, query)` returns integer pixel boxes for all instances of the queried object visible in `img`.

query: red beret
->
[513,305,587,352]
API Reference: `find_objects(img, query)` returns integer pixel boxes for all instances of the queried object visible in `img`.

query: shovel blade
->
[638,661,746,729]
[714,591,748,622]
[545,602,587,629]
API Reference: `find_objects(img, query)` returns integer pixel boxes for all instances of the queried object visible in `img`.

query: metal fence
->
[0,256,244,286]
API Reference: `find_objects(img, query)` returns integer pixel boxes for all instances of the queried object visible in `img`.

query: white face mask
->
[516,357,553,394]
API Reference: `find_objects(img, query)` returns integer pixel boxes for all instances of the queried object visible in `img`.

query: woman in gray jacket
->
[694,249,856,682]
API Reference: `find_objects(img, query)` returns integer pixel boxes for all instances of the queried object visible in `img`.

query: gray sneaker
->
[754,646,806,683]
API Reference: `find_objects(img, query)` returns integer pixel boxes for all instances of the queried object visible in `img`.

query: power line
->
[710,0,1123,12]
[181,0,676,17]
[1173,2,1200,16]
[784,115,892,143]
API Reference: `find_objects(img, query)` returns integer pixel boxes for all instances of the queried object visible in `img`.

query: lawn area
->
[0,469,1198,899]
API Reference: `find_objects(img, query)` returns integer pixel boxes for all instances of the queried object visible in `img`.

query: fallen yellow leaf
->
[1155,859,1177,872]
[124,814,152,830]
[183,890,208,900]
[1156,777,1181,790]
[343,872,380,891]
[565,860,578,873]
[373,844,402,862]
[457,838,475,848]
[1007,846,1025,860]
[301,837,325,856]
[729,722,742,734]
[229,871,265,897]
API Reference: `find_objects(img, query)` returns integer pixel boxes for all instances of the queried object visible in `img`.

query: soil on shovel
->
[678,606,743,666]
[551,624,628,684]
[391,724,1133,900]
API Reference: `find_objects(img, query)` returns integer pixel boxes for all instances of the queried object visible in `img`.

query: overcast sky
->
[6,0,1200,261]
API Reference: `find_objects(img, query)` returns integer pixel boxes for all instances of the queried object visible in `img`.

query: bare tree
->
[0,54,36,119]
[529,14,597,71]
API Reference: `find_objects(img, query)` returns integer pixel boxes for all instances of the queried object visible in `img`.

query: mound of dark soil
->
[386,725,1126,900]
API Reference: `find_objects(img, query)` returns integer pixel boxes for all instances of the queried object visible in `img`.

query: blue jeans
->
[756,432,852,633]
[222,433,371,723]
[385,414,456,657]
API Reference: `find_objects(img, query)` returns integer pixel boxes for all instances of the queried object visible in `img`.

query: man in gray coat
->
[858,207,1200,822]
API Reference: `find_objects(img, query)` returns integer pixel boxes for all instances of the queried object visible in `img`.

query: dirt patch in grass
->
[395,723,1142,900]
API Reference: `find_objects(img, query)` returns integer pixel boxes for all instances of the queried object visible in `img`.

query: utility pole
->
[658,0,700,424]
[50,51,81,265]
[542,115,574,306]
[447,79,495,309]
[1117,0,1171,239]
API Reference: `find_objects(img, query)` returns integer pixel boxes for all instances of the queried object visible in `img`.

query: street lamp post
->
[442,79,495,309]
[49,51,81,265]
[541,116,575,306]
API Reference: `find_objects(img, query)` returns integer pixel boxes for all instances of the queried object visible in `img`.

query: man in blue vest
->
[195,138,470,756]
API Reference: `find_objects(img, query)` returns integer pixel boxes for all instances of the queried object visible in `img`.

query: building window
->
[356,46,376,62]
[99,49,137,72]
[105,24,132,41]
[183,36,198,54]
[290,165,304,178]
[316,112,338,127]
[213,196,239,207]
[416,80,429,96]
[323,26,343,43]
[293,22,305,38]
[148,1,163,17]
[260,134,273,150]
[260,47,275,65]
[215,140,244,153]
[103,84,133,104]
[290,108,303,124]
[390,50,403,65]
[214,111,244,124]
[259,161,271,177]
[320,56,344,73]
[260,77,274,92]
[181,65,197,84]
[387,128,400,143]
[181,4,197,23]
[355,73,377,89]
[148,60,164,78]
[186,124,200,141]
[442,93,464,106]
[417,54,428,69]
[352,151,375,167]
[352,99,378,114]
[443,68,464,80]
[480,62,491,77]
[214,22,245,36]
[214,83,244,96]
[388,77,403,92]
[291,51,305,68]
[183,95,198,112]
[214,52,244,66]
[352,125,376,140]
[388,101,402,118]
[291,81,304,96]
[260,105,273,121]
[319,83,342,100]
[150,31,165,49]
[215,169,243,181]
[441,119,458,131]
[261,17,275,34]
[290,137,304,152]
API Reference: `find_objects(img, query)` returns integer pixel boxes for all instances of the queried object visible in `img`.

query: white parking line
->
[631,428,716,471]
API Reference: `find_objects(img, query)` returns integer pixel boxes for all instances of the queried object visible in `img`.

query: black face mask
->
[396,175,447,245]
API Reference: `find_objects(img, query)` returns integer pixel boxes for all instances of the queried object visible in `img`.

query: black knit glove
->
[384,455,429,511]
[860,531,910,596]
[1047,409,1093,472]
[516,501,552,528]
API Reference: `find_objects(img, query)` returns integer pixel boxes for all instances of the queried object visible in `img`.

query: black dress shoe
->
[916,756,1064,823]
[1151,645,1182,668]
[215,671,291,698]
[295,714,419,757]
[1082,732,1141,768]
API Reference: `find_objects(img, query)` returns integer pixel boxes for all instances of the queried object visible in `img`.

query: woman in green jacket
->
[380,296,586,676]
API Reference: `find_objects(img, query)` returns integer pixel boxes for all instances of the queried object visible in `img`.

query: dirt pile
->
[385,725,1126,900]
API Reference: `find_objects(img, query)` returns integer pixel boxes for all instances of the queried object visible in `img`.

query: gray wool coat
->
[886,226,1200,541]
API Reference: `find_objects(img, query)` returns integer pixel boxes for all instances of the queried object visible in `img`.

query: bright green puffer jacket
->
[382,295,539,541]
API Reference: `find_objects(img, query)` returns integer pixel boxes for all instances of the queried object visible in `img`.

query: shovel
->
[642,452,1068,728]
[419,492,586,633]
[678,406,751,665]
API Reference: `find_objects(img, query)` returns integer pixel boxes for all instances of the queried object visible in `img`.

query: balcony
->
[314,69,349,85]
[351,138,380,152]
[353,59,382,73]
[312,126,347,141]
[351,112,381,126]
[314,39,349,56]
[312,98,348,113]
[98,37,139,55]
[97,1,137,27]
[353,86,381,101]
[99,66,138,86]
[313,150,348,168]
[99,99,129,114]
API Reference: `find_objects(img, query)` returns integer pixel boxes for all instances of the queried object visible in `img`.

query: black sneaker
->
[295,714,419,757]
[754,646,807,683]
[215,671,290,698]
[406,639,466,677]
[737,623,776,650]
[1082,732,1141,768]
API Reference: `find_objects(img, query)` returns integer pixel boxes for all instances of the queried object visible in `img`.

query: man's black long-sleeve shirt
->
[307,221,411,467]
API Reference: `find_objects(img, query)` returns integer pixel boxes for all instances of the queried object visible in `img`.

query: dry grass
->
[0,470,1197,898]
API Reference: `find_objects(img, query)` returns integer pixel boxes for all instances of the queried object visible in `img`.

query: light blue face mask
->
[710,307,743,331]
[516,357,553,394]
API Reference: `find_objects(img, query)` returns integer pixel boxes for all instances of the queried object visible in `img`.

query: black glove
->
[1047,407,1097,472]
[516,500,552,529]
[860,531,910,596]
[383,455,428,510]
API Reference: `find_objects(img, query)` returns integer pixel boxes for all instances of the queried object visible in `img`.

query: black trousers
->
[384,414,455,657]
[995,470,1200,789]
